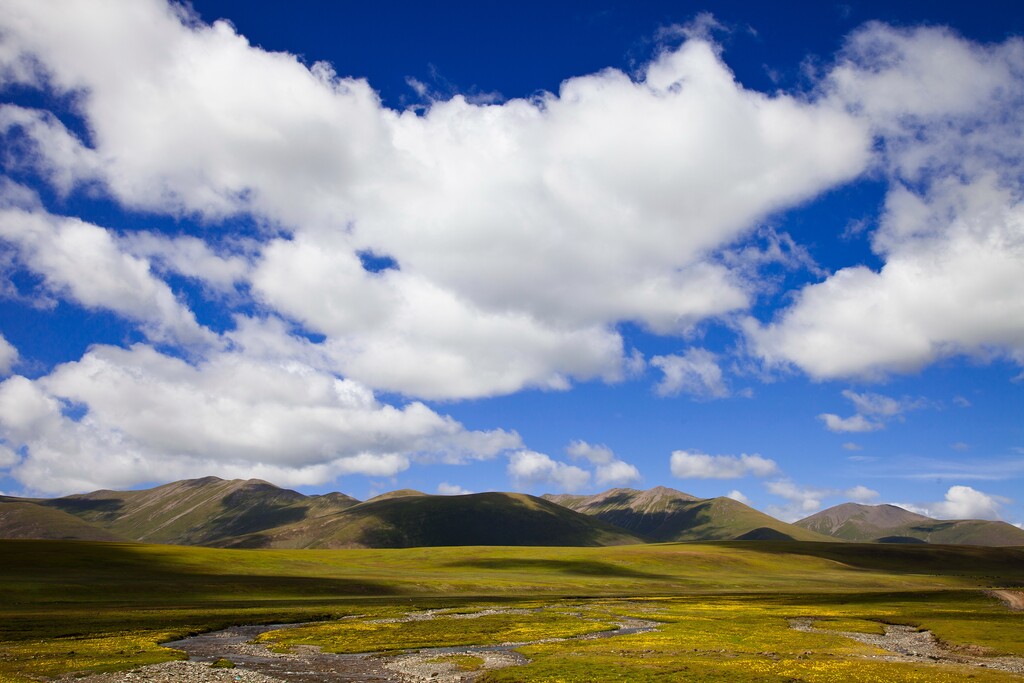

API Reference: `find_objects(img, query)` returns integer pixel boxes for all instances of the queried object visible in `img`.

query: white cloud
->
[930,485,1009,520]
[567,440,615,465]
[565,440,641,486]
[764,479,831,521]
[953,395,972,408]
[0,334,17,375]
[845,485,880,503]
[437,482,472,496]
[0,1,871,399]
[842,442,862,451]
[0,203,215,348]
[749,25,1024,380]
[650,348,729,398]
[670,450,778,479]
[0,343,520,495]
[726,489,751,505]
[818,413,882,433]
[0,105,102,194]
[0,443,18,468]
[120,232,251,291]
[841,390,908,417]
[507,450,590,492]
[594,460,642,487]
[818,390,925,433]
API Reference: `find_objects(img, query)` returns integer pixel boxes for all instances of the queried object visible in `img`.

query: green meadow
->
[1,539,1022,681]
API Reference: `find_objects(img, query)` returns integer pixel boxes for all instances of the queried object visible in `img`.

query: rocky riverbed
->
[788,617,1024,674]
[59,609,659,683]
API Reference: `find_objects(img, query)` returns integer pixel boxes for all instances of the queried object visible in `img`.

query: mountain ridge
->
[3,478,1021,548]
[795,502,1024,546]
[544,486,835,543]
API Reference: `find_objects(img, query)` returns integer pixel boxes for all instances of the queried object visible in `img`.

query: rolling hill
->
[5,479,1021,548]
[1,478,641,549]
[544,486,835,542]
[25,477,360,546]
[795,502,1024,546]
[225,492,645,549]
[0,497,126,541]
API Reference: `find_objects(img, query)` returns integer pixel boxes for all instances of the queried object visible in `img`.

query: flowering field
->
[0,540,1021,681]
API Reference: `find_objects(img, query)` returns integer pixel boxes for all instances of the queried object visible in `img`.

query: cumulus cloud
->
[565,440,642,486]
[0,201,215,347]
[749,25,1024,379]
[726,489,751,505]
[507,450,590,492]
[650,348,729,398]
[437,482,473,495]
[670,450,778,479]
[0,0,871,399]
[818,413,882,433]
[928,485,1009,520]
[845,485,880,503]
[120,232,251,292]
[0,105,102,194]
[764,479,831,521]
[0,343,520,495]
[818,389,926,433]
[765,480,878,520]
[0,334,17,375]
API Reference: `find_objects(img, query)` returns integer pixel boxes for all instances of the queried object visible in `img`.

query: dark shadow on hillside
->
[735,527,793,541]
[446,558,673,580]
[203,492,310,540]
[343,494,636,548]
[699,541,1024,582]
[43,497,124,519]
[0,540,402,630]
[594,502,709,540]
[594,492,635,507]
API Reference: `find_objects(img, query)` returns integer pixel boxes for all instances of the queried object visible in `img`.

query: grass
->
[0,539,1022,681]
[427,654,486,671]
[258,606,616,653]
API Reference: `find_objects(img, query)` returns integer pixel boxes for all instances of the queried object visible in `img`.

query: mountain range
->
[1,477,1022,548]
[794,502,1024,545]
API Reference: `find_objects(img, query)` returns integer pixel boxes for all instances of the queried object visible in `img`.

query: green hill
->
[795,502,1024,546]
[545,486,835,542]
[38,477,360,546]
[225,492,646,549]
[0,497,126,542]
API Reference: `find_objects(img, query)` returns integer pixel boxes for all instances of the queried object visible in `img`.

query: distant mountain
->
[1,478,641,549]
[226,492,645,549]
[37,477,360,546]
[8,479,1020,548]
[544,487,834,543]
[795,502,1024,546]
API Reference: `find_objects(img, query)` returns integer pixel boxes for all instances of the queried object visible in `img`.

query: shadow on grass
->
[702,541,1024,582]
[445,557,674,580]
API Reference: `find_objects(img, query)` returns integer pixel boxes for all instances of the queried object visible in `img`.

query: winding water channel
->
[157,612,661,682]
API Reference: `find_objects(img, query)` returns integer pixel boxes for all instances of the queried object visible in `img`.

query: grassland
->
[1,539,1021,681]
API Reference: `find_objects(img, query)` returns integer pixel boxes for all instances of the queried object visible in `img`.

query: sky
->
[0,0,1022,525]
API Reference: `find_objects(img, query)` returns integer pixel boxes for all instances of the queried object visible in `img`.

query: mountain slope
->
[545,487,835,542]
[225,492,646,549]
[796,502,1024,546]
[0,497,126,541]
[41,477,360,546]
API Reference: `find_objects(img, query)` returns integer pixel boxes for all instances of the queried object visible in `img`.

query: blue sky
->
[0,0,1022,525]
